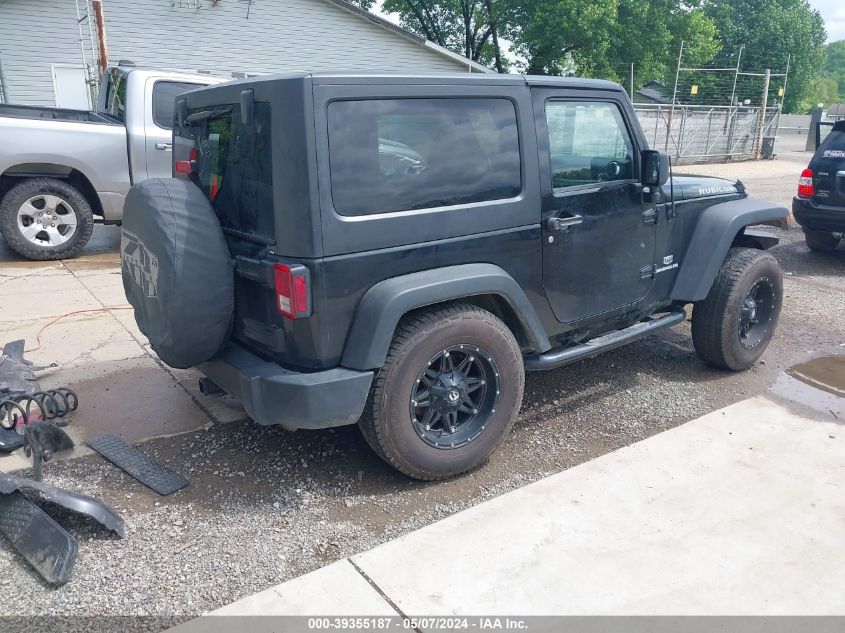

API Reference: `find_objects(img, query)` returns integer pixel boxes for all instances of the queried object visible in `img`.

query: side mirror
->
[641,149,670,188]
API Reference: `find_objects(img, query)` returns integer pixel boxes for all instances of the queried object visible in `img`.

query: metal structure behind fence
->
[629,42,790,164]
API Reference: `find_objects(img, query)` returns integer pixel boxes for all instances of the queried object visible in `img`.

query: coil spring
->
[0,387,78,431]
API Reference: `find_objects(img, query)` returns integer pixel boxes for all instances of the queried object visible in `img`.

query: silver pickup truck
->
[0,66,224,260]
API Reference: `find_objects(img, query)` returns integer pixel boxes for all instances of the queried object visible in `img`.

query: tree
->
[499,0,717,84]
[822,39,845,102]
[501,0,618,76]
[594,0,719,88]
[350,0,508,71]
[702,0,827,113]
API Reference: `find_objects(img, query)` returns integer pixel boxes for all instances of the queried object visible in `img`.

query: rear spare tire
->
[121,178,233,368]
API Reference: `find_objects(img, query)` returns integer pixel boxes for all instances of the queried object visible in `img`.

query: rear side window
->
[101,69,127,122]
[327,98,521,216]
[183,102,274,240]
[817,129,845,158]
[153,81,201,129]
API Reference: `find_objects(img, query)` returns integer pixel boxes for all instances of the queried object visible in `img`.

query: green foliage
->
[702,0,827,113]
[501,0,618,75]
[348,0,827,110]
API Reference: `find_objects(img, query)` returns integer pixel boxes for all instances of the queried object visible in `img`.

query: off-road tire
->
[359,303,524,480]
[0,178,94,260]
[803,229,840,252]
[691,247,783,371]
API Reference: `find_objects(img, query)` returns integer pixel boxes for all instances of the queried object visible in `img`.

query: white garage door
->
[52,65,91,110]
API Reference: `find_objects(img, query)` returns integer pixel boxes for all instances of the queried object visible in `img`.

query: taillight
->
[174,147,197,176]
[798,168,814,197]
[273,264,311,319]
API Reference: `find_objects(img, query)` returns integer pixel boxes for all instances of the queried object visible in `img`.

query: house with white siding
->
[0,0,487,107]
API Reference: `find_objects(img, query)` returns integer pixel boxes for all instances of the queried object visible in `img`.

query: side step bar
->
[524,310,686,372]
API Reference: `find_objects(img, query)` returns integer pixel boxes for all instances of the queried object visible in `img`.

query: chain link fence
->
[635,104,780,164]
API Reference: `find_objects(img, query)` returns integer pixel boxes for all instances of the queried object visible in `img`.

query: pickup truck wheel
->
[359,303,524,480]
[803,229,840,252]
[0,178,94,260]
[691,247,783,371]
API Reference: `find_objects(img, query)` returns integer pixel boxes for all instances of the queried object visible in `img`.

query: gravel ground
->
[1,153,843,627]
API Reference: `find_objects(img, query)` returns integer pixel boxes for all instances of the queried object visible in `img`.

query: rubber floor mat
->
[0,490,77,585]
[87,434,188,495]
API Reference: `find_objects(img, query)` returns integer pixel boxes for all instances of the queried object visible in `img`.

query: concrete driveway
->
[0,234,246,473]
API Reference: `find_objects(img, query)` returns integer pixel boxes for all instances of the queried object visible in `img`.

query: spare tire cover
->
[121,178,233,369]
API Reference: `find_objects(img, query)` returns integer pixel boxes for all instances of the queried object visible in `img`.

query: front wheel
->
[359,303,524,480]
[691,247,783,371]
[0,178,94,260]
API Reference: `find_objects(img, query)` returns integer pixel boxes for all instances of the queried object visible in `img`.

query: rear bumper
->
[792,196,845,233]
[199,344,373,431]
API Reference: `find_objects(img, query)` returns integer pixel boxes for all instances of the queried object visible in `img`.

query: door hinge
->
[640,264,655,279]
[642,208,657,224]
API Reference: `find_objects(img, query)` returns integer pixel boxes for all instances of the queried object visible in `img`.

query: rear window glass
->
[327,98,521,216]
[101,69,127,123]
[184,102,274,239]
[153,81,201,129]
[818,129,845,157]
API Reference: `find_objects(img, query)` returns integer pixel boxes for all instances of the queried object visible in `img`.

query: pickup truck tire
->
[803,229,840,252]
[0,178,94,260]
[691,247,783,371]
[359,303,524,480]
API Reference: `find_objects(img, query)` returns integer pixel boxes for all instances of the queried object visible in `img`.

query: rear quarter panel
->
[0,116,131,198]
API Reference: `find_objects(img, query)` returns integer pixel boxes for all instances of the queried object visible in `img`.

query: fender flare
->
[671,198,788,302]
[340,263,552,370]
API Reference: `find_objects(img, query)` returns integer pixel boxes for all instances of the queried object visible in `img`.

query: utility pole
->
[92,0,109,76]
[630,63,634,100]
[756,69,771,159]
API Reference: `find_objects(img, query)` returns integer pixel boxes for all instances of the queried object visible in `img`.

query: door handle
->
[155,143,172,151]
[547,214,583,232]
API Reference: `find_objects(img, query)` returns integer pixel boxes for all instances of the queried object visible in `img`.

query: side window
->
[327,98,521,216]
[103,69,127,123]
[545,101,635,189]
[152,81,201,129]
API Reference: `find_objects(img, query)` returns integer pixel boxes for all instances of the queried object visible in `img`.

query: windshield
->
[181,102,274,241]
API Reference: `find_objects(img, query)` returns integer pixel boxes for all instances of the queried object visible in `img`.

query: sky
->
[811,0,845,42]
[375,1,845,44]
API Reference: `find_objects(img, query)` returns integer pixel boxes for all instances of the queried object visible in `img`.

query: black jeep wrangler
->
[121,72,787,480]
[793,119,845,251]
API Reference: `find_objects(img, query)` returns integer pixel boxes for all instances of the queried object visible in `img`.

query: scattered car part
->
[0,490,77,586]
[87,434,189,495]
[0,339,38,393]
[23,421,74,481]
[0,427,24,452]
[0,474,124,537]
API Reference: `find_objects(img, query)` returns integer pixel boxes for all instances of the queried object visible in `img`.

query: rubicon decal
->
[697,185,735,195]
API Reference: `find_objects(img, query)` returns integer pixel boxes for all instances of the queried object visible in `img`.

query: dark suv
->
[793,120,845,251]
[121,72,787,480]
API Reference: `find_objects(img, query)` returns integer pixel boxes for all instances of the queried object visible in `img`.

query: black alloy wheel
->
[738,277,776,350]
[410,345,499,449]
